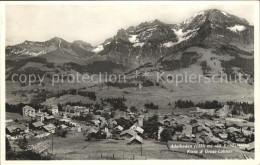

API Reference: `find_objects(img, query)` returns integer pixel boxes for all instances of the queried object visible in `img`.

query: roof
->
[219,133,228,139]
[225,118,254,127]
[45,115,55,120]
[135,126,144,134]
[60,124,68,129]
[130,125,144,134]
[93,115,101,119]
[22,105,35,110]
[88,127,99,134]
[43,124,56,131]
[59,118,71,122]
[51,105,58,109]
[114,125,124,131]
[6,124,27,133]
[35,113,44,117]
[120,129,137,137]
[6,119,13,123]
[227,127,241,133]
[32,121,44,127]
[129,135,143,143]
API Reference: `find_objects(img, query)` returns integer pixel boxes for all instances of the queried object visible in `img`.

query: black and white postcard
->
[0,1,259,164]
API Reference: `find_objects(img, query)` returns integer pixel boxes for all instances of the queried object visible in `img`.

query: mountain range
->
[6,9,254,78]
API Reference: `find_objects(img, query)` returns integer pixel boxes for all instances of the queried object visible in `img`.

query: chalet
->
[6,119,15,126]
[128,135,143,145]
[32,121,44,129]
[49,105,59,114]
[6,124,27,136]
[22,105,36,117]
[35,112,45,122]
[120,129,137,140]
[43,123,56,133]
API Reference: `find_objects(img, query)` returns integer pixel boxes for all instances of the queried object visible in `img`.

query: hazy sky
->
[6,4,254,46]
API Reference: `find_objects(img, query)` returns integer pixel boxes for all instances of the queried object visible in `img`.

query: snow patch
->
[163,42,176,48]
[163,28,199,48]
[194,11,205,17]
[227,25,246,33]
[92,45,104,53]
[221,11,229,17]
[217,35,224,38]
[133,42,145,47]
[128,35,138,43]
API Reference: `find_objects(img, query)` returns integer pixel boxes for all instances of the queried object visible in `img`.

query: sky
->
[6,4,255,46]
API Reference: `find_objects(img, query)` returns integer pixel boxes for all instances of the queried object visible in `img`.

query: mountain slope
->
[6,37,95,64]
[89,9,253,70]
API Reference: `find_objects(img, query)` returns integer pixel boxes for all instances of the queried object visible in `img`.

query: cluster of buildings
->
[6,103,255,152]
[156,109,254,151]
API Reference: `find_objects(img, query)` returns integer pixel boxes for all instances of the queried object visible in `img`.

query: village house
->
[35,112,46,122]
[49,105,59,115]
[44,115,55,123]
[43,123,56,133]
[22,105,36,117]
[6,124,28,136]
[32,121,44,129]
